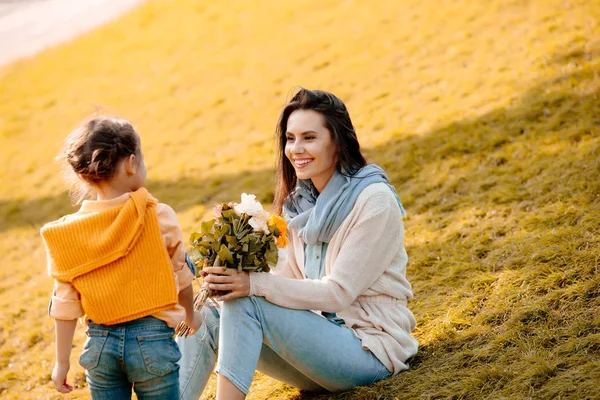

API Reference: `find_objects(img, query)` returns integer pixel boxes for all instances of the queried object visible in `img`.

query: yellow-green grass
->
[1,0,599,398]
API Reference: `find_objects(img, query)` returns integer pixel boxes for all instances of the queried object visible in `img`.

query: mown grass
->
[0,0,598,399]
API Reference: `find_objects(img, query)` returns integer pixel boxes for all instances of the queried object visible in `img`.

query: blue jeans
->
[81,316,180,399]
[176,296,391,399]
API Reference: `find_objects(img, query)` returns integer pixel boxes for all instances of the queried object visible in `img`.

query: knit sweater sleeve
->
[156,203,194,290]
[249,188,402,312]
[49,280,84,320]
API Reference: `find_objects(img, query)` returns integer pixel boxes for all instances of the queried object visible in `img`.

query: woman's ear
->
[124,154,136,175]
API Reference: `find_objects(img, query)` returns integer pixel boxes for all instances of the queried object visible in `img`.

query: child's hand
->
[184,310,203,336]
[52,361,73,393]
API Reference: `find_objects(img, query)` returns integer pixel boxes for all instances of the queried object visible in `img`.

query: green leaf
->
[189,248,202,264]
[201,220,216,234]
[236,227,251,240]
[239,236,250,244]
[222,209,237,219]
[225,235,238,247]
[203,236,215,245]
[197,240,213,249]
[266,245,278,266]
[189,232,203,244]
[217,223,232,238]
[248,235,262,253]
[217,244,234,265]
[231,218,240,235]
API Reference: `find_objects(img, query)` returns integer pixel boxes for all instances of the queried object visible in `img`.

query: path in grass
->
[0,0,145,67]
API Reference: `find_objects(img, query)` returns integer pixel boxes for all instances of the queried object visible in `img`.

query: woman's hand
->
[201,267,250,301]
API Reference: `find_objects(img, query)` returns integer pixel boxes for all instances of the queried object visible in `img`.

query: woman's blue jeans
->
[81,316,180,399]
[176,296,391,399]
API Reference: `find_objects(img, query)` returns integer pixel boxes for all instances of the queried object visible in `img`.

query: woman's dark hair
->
[61,116,139,202]
[273,88,367,215]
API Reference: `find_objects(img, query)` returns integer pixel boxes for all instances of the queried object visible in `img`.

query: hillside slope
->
[0,0,598,399]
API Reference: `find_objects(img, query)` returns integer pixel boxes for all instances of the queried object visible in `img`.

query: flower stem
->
[193,288,212,310]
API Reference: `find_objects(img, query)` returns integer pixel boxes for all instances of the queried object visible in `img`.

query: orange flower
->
[268,215,289,248]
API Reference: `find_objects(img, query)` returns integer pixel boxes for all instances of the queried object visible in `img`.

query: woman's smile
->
[285,109,338,192]
[292,157,314,168]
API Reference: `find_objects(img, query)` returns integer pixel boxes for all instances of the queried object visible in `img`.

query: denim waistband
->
[88,316,172,332]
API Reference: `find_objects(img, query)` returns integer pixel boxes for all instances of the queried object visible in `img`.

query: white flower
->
[234,193,270,221]
[248,216,269,233]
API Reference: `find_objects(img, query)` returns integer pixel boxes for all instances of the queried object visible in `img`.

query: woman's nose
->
[290,139,303,154]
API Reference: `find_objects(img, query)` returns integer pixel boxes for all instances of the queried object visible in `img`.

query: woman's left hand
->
[202,267,250,301]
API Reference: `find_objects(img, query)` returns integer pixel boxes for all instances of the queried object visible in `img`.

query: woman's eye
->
[286,136,294,142]
[305,136,315,140]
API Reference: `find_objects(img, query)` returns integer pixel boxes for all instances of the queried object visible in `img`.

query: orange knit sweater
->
[41,188,178,325]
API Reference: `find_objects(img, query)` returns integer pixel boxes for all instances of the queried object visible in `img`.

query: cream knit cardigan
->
[249,182,418,374]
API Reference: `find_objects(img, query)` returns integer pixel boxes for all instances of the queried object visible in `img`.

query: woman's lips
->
[293,159,313,169]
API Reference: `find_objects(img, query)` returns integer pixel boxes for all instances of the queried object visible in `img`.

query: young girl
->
[41,116,202,399]
[177,88,418,400]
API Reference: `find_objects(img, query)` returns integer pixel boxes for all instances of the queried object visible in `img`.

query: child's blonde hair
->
[60,116,140,204]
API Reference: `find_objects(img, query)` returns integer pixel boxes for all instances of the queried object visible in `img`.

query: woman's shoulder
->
[355,182,398,206]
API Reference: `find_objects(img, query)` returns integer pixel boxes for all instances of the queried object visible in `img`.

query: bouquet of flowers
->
[176,193,288,337]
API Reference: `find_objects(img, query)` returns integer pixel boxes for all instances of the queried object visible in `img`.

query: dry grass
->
[0,0,599,399]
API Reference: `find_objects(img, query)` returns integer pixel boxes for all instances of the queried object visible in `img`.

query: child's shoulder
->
[40,211,84,233]
[136,188,180,225]
[154,202,179,221]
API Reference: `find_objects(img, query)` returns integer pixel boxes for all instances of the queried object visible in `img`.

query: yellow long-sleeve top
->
[41,188,194,327]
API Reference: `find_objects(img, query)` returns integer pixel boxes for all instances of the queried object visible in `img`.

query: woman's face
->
[284,109,338,193]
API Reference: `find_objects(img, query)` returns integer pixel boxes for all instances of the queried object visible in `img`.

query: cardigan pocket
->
[79,329,109,371]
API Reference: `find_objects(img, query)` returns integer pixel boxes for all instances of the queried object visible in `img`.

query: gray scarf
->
[284,164,405,245]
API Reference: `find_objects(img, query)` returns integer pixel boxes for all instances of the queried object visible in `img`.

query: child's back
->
[41,116,201,398]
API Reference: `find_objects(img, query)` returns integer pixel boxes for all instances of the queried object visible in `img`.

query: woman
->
[177,88,418,400]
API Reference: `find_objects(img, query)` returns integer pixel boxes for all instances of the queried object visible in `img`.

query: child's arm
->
[178,285,202,335]
[157,203,201,333]
[52,319,77,393]
[48,280,83,393]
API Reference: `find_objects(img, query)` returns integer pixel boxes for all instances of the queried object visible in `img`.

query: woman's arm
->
[250,190,403,312]
[202,228,304,301]
[205,188,405,311]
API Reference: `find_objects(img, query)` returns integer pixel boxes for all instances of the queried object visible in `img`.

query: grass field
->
[0,0,599,399]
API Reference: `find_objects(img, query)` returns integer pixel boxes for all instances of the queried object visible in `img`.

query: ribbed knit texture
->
[41,188,177,325]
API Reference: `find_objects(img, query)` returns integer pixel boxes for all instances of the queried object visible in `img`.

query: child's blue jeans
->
[176,296,391,399]
[81,316,180,399]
